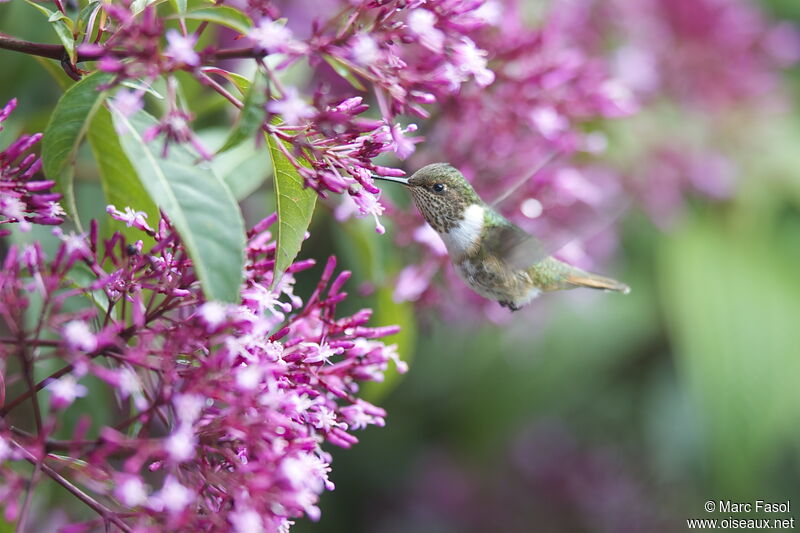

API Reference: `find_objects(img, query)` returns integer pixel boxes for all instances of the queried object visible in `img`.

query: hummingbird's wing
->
[483,195,630,270]
[482,209,549,269]
[489,152,559,209]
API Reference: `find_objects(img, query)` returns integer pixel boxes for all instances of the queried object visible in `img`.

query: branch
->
[12,439,132,532]
[0,32,264,64]
[0,32,66,60]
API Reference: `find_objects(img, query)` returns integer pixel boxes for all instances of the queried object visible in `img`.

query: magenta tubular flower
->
[0,99,64,234]
[0,211,405,531]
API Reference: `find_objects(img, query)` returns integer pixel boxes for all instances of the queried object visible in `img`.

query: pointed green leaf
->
[77,3,102,36]
[217,70,267,154]
[42,72,113,224]
[33,56,73,90]
[171,0,187,14]
[131,0,161,15]
[226,72,252,96]
[112,109,245,303]
[24,0,77,64]
[120,80,164,100]
[198,128,271,202]
[88,106,159,244]
[322,54,367,91]
[180,7,252,34]
[266,133,317,284]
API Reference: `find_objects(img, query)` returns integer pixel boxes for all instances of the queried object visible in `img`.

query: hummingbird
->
[374,163,630,311]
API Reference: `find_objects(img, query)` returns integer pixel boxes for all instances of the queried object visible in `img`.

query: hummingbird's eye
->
[432,183,446,193]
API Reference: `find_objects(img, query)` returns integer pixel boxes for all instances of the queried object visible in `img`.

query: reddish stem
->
[12,439,132,532]
[0,32,263,63]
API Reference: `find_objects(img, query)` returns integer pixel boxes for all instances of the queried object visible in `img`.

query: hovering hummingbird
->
[374,163,630,311]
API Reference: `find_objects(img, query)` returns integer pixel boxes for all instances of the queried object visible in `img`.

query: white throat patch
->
[440,204,484,256]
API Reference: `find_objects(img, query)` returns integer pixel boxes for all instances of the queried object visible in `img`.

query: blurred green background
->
[2,0,800,531]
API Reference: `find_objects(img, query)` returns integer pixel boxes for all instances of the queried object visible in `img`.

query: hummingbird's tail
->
[566,272,631,294]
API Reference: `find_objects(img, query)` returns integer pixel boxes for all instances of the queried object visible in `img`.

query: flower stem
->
[0,32,263,64]
[196,70,243,108]
[16,461,42,533]
[0,32,67,60]
[12,438,132,532]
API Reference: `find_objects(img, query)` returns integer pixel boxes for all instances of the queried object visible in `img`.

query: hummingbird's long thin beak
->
[372,175,410,186]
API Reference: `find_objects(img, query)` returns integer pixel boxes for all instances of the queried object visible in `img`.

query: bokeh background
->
[2,0,800,531]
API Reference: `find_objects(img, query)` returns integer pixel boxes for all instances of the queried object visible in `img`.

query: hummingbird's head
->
[403,163,482,233]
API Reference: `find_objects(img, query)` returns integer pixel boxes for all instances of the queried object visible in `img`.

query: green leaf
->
[42,71,113,225]
[48,11,69,23]
[24,0,77,64]
[33,56,73,91]
[180,7,252,34]
[112,109,246,303]
[76,3,104,44]
[120,80,164,100]
[66,261,114,316]
[266,132,317,285]
[322,54,367,91]
[88,105,159,244]
[217,69,267,154]
[131,0,163,15]
[198,128,271,202]
[226,72,252,96]
[171,0,187,14]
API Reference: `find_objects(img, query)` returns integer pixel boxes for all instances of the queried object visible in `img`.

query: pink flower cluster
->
[242,0,509,230]
[0,99,64,235]
[73,1,509,232]
[0,210,405,531]
[608,0,800,109]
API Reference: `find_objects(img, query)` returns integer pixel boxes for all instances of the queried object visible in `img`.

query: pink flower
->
[393,262,438,303]
[267,87,315,125]
[230,507,264,533]
[63,320,97,352]
[249,19,294,53]
[149,476,193,514]
[111,89,145,122]
[451,37,495,87]
[390,123,421,159]
[165,30,200,67]
[48,375,88,409]
[0,210,406,530]
[115,477,148,507]
[530,106,569,141]
[106,204,154,233]
[407,9,445,52]
[350,33,380,66]
[0,99,63,231]
[345,187,387,234]
[52,228,90,259]
[165,426,197,463]
[197,301,228,330]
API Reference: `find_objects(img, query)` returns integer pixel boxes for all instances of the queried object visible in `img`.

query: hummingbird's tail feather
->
[566,272,631,294]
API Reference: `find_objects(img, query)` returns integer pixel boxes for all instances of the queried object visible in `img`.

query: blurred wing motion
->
[483,153,631,271]
[489,151,559,210]
[486,191,631,271]
[481,209,549,269]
